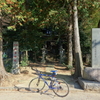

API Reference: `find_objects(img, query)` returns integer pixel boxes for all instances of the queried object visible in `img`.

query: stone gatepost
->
[78,28,100,91]
[11,41,20,74]
[92,28,100,68]
[59,46,65,64]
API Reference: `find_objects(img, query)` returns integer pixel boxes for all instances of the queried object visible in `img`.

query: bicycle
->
[28,67,69,97]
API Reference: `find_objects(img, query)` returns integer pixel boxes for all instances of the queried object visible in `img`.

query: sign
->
[11,42,20,74]
[92,28,100,68]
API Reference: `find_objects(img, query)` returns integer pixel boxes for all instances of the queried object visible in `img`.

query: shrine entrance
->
[46,41,59,62]
[41,40,66,64]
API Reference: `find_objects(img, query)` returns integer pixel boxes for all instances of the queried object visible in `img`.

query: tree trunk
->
[73,0,83,78]
[0,8,11,86]
[0,35,8,77]
[68,2,73,66]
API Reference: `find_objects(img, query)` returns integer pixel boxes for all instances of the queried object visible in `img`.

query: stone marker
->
[78,28,100,91]
[78,77,100,91]
[41,47,46,63]
[83,67,100,82]
[59,46,65,64]
[82,28,100,82]
[11,41,20,74]
[92,28,100,68]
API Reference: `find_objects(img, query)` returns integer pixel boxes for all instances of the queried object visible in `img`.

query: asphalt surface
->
[0,91,100,100]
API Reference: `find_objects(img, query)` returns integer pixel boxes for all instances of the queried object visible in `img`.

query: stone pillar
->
[92,28,100,68]
[11,41,20,74]
[78,28,100,90]
[41,46,46,63]
[59,46,65,64]
[86,54,91,64]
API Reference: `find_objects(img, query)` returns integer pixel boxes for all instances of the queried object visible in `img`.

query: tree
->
[73,0,83,78]
[0,0,99,83]
[67,0,73,66]
[78,0,100,56]
[0,0,14,86]
[0,0,28,86]
[0,8,8,83]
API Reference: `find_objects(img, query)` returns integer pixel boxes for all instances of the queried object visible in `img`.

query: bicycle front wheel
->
[29,77,45,93]
[53,78,69,97]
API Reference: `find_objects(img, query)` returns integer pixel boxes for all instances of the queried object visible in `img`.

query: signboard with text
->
[11,42,20,74]
[92,28,100,68]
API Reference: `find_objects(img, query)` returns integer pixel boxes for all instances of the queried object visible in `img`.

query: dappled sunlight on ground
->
[11,62,78,90]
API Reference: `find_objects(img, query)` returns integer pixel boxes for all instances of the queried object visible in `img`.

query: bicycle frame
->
[29,68,69,97]
[38,73,58,90]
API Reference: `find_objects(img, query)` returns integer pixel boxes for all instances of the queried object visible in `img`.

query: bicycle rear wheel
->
[53,78,69,97]
[29,77,45,93]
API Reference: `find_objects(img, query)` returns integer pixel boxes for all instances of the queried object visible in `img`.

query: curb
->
[0,86,84,92]
[0,87,17,91]
[0,86,30,92]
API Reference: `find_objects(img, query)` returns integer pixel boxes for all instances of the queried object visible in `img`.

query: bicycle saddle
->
[51,70,57,73]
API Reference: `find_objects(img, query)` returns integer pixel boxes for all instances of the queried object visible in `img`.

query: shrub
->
[4,59,12,72]
[67,65,73,70]
[20,56,28,67]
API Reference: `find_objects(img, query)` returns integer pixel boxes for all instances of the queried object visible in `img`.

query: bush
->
[20,56,28,67]
[4,59,12,72]
[67,65,73,70]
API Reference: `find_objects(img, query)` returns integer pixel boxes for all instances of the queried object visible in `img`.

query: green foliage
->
[2,53,7,59]
[2,0,100,64]
[78,0,100,55]
[62,63,73,70]
[4,59,12,72]
[20,60,27,67]
[67,65,73,70]
[20,56,28,67]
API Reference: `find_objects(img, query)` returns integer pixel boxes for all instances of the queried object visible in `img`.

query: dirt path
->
[14,63,74,88]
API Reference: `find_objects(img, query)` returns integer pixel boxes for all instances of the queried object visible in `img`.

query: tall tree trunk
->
[73,0,83,78]
[0,8,10,86]
[68,2,73,66]
[0,34,7,75]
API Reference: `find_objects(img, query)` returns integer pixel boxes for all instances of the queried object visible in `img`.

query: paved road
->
[0,91,100,100]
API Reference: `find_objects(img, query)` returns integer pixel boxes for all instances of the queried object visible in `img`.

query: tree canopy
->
[0,0,100,60]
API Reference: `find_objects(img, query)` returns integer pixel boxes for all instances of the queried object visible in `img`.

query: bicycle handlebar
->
[31,66,36,71]
[31,67,41,74]
[31,66,57,77]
